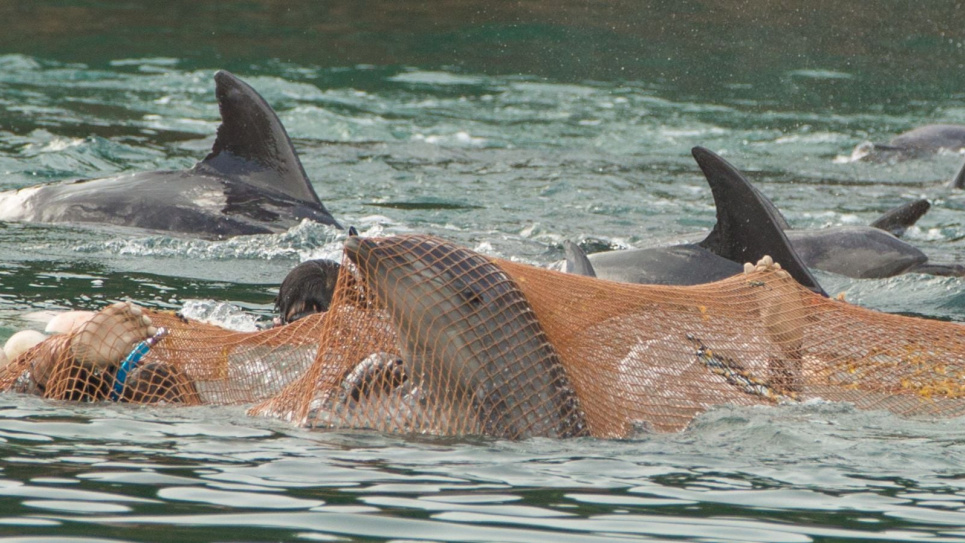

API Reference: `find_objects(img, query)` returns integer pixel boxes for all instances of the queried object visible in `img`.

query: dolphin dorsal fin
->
[562,240,596,277]
[869,199,930,237]
[198,71,327,209]
[693,147,827,296]
[951,159,965,190]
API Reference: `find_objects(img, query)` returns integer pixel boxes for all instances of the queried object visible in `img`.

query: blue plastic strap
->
[110,341,151,401]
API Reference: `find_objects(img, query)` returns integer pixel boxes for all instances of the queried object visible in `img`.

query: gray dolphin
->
[578,147,828,295]
[695,152,940,278]
[736,173,962,278]
[852,124,965,162]
[0,71,340,239]
[274,259,342,325]
[574,148,961,288]
[562,240,596,277]
[783,227,926,278]
[344,234,589,439]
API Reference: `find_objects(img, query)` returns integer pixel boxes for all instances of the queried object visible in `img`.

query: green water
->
[2,2,965,541]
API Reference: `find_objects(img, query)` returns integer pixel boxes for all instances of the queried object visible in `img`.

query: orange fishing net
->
[3,234,965,439]
[0,310,326,406]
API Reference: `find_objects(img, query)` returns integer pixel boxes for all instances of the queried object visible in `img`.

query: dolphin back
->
[588,244,742,285]
[0,70,340,237]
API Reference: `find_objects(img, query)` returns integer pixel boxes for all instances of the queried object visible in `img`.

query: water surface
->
[2,2,965,541]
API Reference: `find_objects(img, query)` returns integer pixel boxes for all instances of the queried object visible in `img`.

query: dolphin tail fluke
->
[692,147,827,297]
[869,199,930,237]
[950,158,965,190]
[199,71,340,227]
[562,240,596,277]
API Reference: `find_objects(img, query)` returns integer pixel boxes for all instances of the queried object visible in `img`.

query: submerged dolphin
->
[850,124,965,162]
[0,71,340,239]
[344,234,589,439]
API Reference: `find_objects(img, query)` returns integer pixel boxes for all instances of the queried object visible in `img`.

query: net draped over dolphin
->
[5,232,965,438]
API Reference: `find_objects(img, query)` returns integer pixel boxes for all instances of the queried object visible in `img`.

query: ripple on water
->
[2,55,965,542]
[0,395,964,540]
[157,486,323,509]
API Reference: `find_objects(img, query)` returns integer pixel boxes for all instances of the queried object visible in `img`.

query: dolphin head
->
[344,235,504,323]
[275,259,341,324]
[343,234,588,439]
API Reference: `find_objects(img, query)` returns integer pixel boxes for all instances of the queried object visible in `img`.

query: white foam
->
[0,186,40,221]
[833,141,874,163]
[179,300,260,332]
[388,71,484,86]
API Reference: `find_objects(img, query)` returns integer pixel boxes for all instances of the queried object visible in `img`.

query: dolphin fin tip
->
[951,159,965,190]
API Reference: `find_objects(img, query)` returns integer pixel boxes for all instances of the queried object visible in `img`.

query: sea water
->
[1,3,965,541]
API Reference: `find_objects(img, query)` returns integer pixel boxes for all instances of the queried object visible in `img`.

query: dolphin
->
[0,71,340,239]
[782,227,928,278]
[580,147,828,295]
[577,148,961,284]
[274,259,341,325]
[850,124,965,162]
[742,182,961,278]
[562,240,596,277]
[344,234,589,439]
[772,195,939,278]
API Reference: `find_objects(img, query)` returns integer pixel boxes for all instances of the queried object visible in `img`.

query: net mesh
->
[3,233,965,438]
[0,310,326,406]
